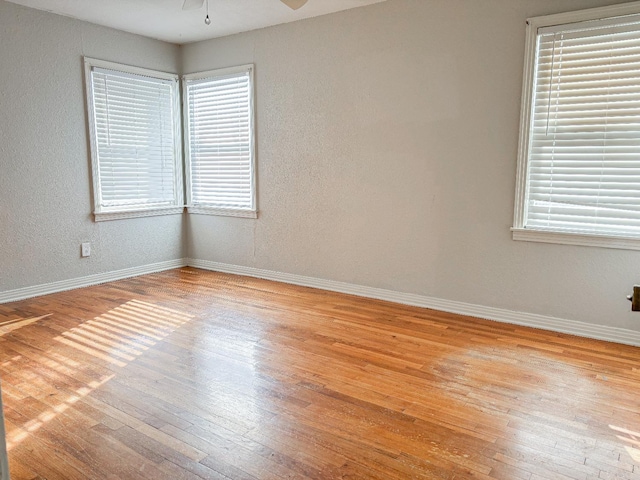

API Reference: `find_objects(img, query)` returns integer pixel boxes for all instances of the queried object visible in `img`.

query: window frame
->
[182,64,257,219]
[512,1,640,250]
[84,57,184,222]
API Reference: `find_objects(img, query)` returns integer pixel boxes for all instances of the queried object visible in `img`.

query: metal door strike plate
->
[627,285,640,311]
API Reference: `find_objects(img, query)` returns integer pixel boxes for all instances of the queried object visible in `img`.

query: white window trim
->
[84,57,184,222]
[182,64,257,218]
[94,206,185,223]
[513,1,640,250]
[187,206,258,219]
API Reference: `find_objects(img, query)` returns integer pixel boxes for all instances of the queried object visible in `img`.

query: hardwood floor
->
[0,268,639,479]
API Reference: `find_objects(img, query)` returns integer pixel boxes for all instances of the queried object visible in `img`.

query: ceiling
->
[5,0,387,44]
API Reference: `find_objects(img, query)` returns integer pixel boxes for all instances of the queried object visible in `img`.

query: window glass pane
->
[86,61,181,215]
[524,18,640,236]
[185,67,255,213]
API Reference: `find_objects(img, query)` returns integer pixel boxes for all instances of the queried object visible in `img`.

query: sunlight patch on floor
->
[610,424,640,463]
[0,314,51,336]
[4,299,194,451]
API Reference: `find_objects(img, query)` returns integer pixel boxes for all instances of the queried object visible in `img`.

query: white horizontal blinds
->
[527,15,640,236]
[186,69,254,210]
[91,67,177,210]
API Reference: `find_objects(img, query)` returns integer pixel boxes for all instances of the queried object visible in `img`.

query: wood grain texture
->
[1,267,639,479]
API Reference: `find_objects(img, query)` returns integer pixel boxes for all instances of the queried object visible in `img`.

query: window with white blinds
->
[183,65,256,218]
[85,58,183,221]
[514,6,640,248]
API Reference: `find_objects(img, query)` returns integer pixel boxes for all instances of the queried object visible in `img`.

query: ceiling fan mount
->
[182,0,309,15]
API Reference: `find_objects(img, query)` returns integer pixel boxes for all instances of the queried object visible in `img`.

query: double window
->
[84,59,256,221]
[514,4,640,249]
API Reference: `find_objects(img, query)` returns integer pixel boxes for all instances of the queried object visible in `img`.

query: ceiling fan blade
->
[182,0,204,10]
[280,0,308,10]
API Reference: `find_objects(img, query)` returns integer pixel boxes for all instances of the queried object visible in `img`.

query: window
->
[83,60,257,221]
[84,58,183,221]
[513,4,640,249]
[183,65,257,218]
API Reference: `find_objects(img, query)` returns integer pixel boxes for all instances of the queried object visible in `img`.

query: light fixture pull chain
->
[205,0,211,25]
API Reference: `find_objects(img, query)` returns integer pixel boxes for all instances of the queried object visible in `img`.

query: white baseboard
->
[3,257,639,348]
[0,258,188,304]
[187,258,640,348]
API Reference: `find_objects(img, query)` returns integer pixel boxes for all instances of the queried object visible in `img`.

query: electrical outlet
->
[81,242,91,258]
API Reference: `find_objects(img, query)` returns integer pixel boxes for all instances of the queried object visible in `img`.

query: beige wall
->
[0,1,184,291]
[182,0,640,332]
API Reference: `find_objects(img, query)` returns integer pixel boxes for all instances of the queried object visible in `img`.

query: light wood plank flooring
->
[0,267,639,479]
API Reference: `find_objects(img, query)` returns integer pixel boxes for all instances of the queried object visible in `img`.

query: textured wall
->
[4,0,640,335]
[0,1,184,291]
[182,0,640,332]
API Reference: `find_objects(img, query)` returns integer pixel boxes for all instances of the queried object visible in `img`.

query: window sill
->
[511,227,640,251]
[94,206,185,222]
[187,206,258,219]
